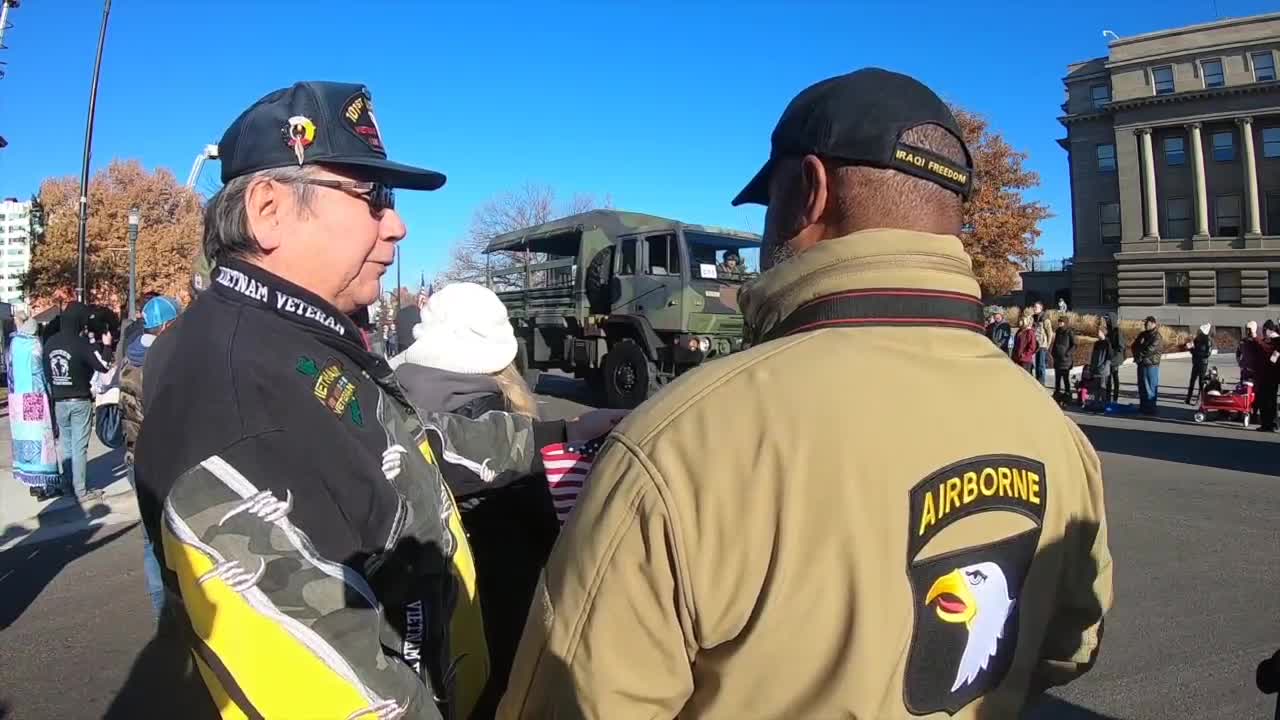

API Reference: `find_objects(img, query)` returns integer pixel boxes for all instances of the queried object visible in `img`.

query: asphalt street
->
[0,369,1277,719]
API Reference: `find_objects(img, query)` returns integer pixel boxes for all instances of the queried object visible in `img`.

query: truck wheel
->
[603,339,657,409]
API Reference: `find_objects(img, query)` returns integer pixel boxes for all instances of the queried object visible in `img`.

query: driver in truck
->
[719,251,745,276]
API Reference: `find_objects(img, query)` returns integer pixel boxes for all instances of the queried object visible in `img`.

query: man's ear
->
[799,155,830,227]
[245,177,284,253]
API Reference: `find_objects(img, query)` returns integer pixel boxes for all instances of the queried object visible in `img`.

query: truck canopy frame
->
[483,209,760,255]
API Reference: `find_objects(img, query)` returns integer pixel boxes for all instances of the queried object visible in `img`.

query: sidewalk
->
[0,405,140,551]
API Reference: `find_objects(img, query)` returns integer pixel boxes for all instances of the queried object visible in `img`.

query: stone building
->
[1060,12,1280,328]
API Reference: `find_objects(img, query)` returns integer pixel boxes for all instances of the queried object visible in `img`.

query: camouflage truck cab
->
[484,209,760,409]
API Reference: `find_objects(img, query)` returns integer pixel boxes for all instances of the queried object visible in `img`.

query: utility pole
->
[76,0,112,303]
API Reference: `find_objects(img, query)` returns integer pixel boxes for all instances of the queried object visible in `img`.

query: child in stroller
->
[1076,367,1107,411]
[1203,366,1224,395]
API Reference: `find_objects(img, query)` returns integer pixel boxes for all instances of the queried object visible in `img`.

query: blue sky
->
[1,0,1276,287]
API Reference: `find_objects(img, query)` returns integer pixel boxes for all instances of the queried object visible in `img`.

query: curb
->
[0,487,141,552]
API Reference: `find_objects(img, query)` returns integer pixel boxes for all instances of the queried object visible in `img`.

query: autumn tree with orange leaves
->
[25,160,203,311]
[952,107,1051,297]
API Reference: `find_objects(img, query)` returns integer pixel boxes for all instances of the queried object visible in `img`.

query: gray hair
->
[203,165,317,264]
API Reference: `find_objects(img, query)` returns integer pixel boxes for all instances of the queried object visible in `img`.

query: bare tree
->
[437,183,611,290]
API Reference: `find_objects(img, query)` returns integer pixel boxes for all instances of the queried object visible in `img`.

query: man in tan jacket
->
[500,68,1112,719]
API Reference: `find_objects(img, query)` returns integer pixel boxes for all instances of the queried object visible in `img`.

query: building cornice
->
[1106,37,1280,69]
[1059,80,1280,126]
[1107,12,1280,50]
[1063,69,1110,85]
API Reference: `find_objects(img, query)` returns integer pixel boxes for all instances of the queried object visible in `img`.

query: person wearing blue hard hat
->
[141,295,181,333]
[117,294,183,618]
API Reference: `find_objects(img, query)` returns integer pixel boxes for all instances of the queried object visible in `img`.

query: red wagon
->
[1193,382,1256,428]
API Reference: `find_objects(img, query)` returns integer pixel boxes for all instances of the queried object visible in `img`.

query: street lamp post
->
[76,0,113,303]
[127,207,139,318]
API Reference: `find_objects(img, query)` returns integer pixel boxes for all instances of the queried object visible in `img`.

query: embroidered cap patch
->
[342,90,385,154]
[903,455,1047,715]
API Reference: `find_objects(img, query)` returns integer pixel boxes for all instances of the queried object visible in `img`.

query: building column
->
[1137,128,1159,239]
[1237,116,1262,236]
[1188,123,1210,238]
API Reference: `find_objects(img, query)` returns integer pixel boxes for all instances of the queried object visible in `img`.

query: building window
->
[1216,195,1242,237]
[1166,197,1193,238]
[1265,190,1280,236]
[1100,274,1118,305]
[1164,136,1186,166]
[1267,190,1280,235]
[1217,270,1242,304]
[1201,58,1225,88]
[1090,84,1111,109]
[1099,202,1121,243]
[1271,272,1280,305]
[1152,66,1175,95]
[1096,144,1116,172]
[1254,51,1277,82]
[1165,271,1190,304]
[1212,131,1235,161]
[1264,127,1280,158]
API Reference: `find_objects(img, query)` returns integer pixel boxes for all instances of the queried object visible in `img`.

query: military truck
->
[484,210,760,408]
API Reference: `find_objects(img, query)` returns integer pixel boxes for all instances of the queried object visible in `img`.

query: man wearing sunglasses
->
[127,81,610,720]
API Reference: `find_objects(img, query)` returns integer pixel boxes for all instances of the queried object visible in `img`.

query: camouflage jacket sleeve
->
[499,436,694,719]
[159,433,442,720]
[1032,421,1113,692]
[420,411,566,498]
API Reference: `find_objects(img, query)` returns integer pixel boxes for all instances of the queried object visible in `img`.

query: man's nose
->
[381,209,408,242]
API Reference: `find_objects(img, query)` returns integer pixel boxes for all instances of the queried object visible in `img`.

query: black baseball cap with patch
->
[732,68,973,207]
[218,81,446,191]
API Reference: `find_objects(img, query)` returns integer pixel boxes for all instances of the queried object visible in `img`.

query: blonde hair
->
[493,363,538,419]
[1020,314,1034,328]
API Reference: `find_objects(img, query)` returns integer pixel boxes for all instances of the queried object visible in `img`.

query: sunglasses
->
[299,179,396,215]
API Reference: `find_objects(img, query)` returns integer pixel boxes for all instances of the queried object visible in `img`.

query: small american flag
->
[541,438,605,525]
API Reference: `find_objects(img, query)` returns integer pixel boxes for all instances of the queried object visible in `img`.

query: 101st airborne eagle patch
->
[903,455,1047,716]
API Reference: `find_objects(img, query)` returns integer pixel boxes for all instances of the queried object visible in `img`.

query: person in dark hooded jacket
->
[41,301,110,500]
[1184,323,1213,404]
[1256,320,1280,432]
[1051,316,1076,401]
[1102,314,1124,403]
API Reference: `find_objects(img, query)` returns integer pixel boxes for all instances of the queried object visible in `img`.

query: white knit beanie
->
[1199,323,1211,335]
[397,282,517,375]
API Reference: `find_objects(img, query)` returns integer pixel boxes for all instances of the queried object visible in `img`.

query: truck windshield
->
[685,231,759,283]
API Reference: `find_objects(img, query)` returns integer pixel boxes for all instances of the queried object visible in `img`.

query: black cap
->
[732,68,973,207]
[218,81,445,191]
